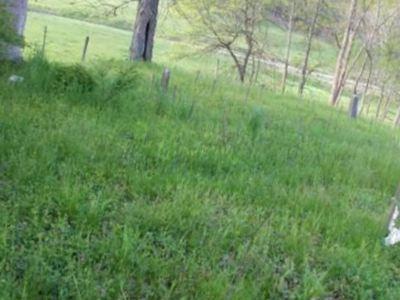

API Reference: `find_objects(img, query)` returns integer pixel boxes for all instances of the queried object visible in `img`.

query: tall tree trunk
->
[360,57,373,115]
[298,0,322,96]
[0,0,28,62]
[330,0,358,106]
[281,0,296,94]
[130,0,159,61]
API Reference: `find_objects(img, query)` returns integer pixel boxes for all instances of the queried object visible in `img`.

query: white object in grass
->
[8,75,24,84]
[385,204,400,246]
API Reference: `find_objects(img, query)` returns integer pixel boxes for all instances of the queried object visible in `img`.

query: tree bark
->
[330,0,358,106]
[281,0,296,94]
[0,0,28,62]
[130,0,159,61]
[298,0,322,96]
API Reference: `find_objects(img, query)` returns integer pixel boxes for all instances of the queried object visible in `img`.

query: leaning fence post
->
[349,94,360,119]
[41,26,48,55]
[393,106,400,128]
[161,68,171,93]
[81,36,90,62]
[194,70,201,84]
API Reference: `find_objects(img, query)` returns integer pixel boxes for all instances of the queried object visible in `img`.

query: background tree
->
[0,0,28,62]
[130,0,160,61]
[328,0,381,106]
[298,0,322,96]
[280,0,296,93]
[175,0,265,83]
[86,0,161,61]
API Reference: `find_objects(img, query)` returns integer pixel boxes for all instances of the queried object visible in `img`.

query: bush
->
[51,64,96,93]
[91,59,139,101]
[16,54,96,95]
[0,4,23,59]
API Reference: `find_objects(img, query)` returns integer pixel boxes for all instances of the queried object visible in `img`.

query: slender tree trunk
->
[353,55,368,94]
[0,0,28,62]
[298,0,322,96]
[130,0,159,61]
[360,58,373,115]
[330,0,358,106]
[382,91,394,120]
[376,83,386,119]
[281,0,296,94]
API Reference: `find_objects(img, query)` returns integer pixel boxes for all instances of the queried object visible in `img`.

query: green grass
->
[1,4,400,299]
[1,51,400,299]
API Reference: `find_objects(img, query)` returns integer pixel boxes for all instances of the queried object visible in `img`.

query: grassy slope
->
[1,6,400,300]
[1,54,400,299]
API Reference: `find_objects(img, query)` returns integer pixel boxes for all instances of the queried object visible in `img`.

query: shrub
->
[0,4,23,59]
[91,59,139,100]
[51,64,96,93]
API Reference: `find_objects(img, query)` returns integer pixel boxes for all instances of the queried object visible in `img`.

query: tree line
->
[1,0,400,109]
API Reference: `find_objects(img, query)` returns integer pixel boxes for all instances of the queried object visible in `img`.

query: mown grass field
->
[1,5,400,300]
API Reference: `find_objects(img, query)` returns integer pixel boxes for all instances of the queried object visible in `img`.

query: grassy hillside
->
[25,11,332,104]
[1,52,400,299]
[1,4,400,299]
[28,1,338,73]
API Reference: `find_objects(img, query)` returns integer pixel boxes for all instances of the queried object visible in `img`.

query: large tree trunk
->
[298,0,322,96]
[330,0,358,106]
[281,0,295,94]
[0,0,28,62]
[130,0,159,61]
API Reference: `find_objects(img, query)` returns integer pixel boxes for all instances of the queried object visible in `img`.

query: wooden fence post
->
[161,68,171,92]
[393,105,400,128]
[349,94,360,119]
[215,59,220,79]
[194,70,201,83]
[41,26,48,55]
[81,36,90,63]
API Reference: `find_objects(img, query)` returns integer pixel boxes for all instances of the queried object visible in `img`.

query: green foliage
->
[51,63,96,93]
[0,5,13,57]
[91,59,139,101]
[0,4,16,44]
[0,3,23,57]
[13,54,96,95]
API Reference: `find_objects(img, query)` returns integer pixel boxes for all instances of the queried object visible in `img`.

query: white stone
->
[8,75,24,84]
[385,205,400,246]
